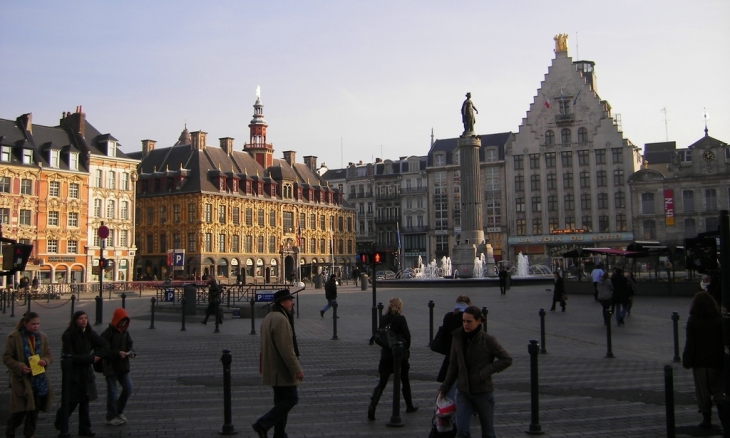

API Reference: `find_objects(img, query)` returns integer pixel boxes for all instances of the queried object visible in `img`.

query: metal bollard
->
[214,298,221,334]
[250,299,256,335]
[526,340,544,435]
[70,295,76,316]
[671,312,681,362]
[219,349,237,435]
[332,301,339,340]
[387,341,405,427]
[664,364,675,437]
[180,296,187,331]
[482,306,488,333]
[538,309,547,354]
[428,300,435,344]
[2,290,5,314]
[605,310,614,358]
[59,353,72,438]
[121,292,127,309]
[149,297,157,329]
[27,292,31,313]
[377,302,384,326]
[10,291,14,317]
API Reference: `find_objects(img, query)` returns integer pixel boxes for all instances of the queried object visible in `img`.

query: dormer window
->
[269,182,276,197]
[453,150,460,165]
[23,149,33,165]
[50,150,60,168]
[232,179,238,193]
[258,182,264,195]
[108,140,117,157]
[219,177,226,192]
[1,146,10,162]
[435,153,445,166]
[486,148,498,162]
[246,181,252,195]
[69,152,78,170]
[296,187,302,200]
[309,189,314,201]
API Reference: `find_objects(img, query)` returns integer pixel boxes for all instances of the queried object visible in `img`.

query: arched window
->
[561,128,571,145]
[577,127,588,144]
[545,130,554,146]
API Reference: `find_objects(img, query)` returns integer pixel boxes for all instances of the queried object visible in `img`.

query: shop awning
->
[583,248,640,256]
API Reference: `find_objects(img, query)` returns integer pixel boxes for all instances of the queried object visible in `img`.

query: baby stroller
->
[428,395,457,438]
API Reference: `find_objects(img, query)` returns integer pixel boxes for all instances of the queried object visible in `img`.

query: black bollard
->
[671,312,681,363]
[428,300,435,344]
[664,364,675,437]
[59,353,72,438]
[10,291,14,317]
[2,290,5,314]
[332,301,339,340]
[181,296,187,331]
[605,310,614,358]
[70,295,76,317]
[219,349,237,435]
[121,292,127,309]
[214,298,221,334]
[526,340,544,435]
[482,306,488,333]
[250,298,256,335]
[27,292,31,313]
[377,302,384,326]
[95,295,103,326]
[149,296,156,329]
[538,309,547,354]
[387,341,405,427]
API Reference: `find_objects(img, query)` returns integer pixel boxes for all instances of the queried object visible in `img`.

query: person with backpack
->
[435,295,471,402]
[611,268,631,326]
[100,308,135,426]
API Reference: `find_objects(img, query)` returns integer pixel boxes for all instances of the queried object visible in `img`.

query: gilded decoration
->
[554,34,568,52]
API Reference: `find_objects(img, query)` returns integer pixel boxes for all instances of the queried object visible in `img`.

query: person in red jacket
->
[100,308,135,426]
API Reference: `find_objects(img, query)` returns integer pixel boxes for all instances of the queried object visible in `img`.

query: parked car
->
[375,270,396,280]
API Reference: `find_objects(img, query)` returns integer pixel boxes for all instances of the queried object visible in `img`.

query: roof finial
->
[703,108,710,137]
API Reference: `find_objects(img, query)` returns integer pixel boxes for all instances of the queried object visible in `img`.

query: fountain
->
[413,256,443,280]
[440,256,453,277]
[516,252,530,277]
[472,257,484,278]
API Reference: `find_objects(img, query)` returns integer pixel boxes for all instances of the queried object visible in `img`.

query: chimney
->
[283,151,296,166]
[375,158,383,163]
[191,131,207,151]
[16,113,32,134]
[358,160,363,165]
[399,156,407,160]
[303,155,317,171]
[219,137,234,155]
[59,106,86,137]
[141,140,156,158]
[573,60,596,92]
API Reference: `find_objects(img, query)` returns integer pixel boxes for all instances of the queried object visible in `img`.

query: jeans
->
[614,301,628,323]
[456,390,495,438]
[256,385,299,438]
[106,372,133,420]
[321,299,335,314]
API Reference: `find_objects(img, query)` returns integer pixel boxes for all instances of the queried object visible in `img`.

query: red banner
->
[664,189,674,226]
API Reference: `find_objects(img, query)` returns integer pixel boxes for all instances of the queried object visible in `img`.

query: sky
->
[1,1,728,169]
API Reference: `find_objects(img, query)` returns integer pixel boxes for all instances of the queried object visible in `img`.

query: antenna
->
[341,137,343,168]
[661,107,669,141]
[576,31,579,60]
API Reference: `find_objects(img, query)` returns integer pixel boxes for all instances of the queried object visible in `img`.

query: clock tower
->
[244,88,274,168]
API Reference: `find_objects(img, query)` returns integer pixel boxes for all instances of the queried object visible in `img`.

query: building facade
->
[504,35,642,268]
[129,95,355,283]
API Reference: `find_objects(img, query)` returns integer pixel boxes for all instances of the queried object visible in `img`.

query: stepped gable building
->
[629,125,730,248]
[0,108,138,285]
[504,34,642,268]
[128,94,355,283]
[427,131,513,265]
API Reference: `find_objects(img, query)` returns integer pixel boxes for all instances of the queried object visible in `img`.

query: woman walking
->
[3,312,54,438]
[436,295,471,401]
[55,310,109,437]
[368,297,418,420]
[549,271,566,312]
[611,268,631,326]
[682,292,725,430]
[596,271,613,326]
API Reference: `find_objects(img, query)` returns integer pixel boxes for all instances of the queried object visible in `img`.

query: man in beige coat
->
[252,289,303,438]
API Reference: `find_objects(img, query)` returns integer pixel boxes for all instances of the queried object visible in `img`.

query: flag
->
[573,89,582,106]
[297,221,302,247]
[541,92,550,109]
[396,222,402,250]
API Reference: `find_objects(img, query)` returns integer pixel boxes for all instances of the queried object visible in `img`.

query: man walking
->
[101,308,135,426]
[498,267,508,295]
[591,263,605,301]
[201,275,222,325]
[320,274,338,318]
[253,289,303,438]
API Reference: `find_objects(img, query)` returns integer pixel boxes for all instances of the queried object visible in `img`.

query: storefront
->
[508,232,635,267]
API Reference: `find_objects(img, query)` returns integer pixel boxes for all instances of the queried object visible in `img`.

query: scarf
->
[20,327,48,397]
[453,302,469,313]
[274,304,300,358]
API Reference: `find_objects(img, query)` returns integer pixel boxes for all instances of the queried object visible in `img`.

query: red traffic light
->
[2,243,33,271]
[373,252,384,264]
[98,259,106,269]
[359,254,369,264]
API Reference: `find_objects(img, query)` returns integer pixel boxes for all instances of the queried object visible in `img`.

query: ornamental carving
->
[554,34,568,52]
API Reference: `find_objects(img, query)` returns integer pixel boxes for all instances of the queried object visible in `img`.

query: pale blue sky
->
[2,1,728,168]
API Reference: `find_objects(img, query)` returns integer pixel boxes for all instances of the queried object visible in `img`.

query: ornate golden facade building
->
[129,95,355,283]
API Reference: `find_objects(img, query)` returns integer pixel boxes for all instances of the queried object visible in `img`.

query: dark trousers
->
[371,361,414,409]
[256,385,299,438]
[56,394,92,434]
[7,394,44,438]
[499,282,506,295]
[550,297,566,311]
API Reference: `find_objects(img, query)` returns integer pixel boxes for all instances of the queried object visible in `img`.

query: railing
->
[401,187,427,195]
[555,113,574,124]
[401,226,428,233]
[375,192,400,200]
[374,216,399,224]
[153,282,298,307]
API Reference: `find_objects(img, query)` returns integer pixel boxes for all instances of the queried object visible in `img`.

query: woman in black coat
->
[611,268,631,325]
[436,295,471,401]
[55,310,109,437]
[549,272,566,311]
[368,297,418,420]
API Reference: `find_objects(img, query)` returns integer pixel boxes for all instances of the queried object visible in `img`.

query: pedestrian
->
[201,276,222,325]
[498,267,508,295]
[436,295,471,402]
[3,312,54,438]
[252,289,303,438]
[438,306,513,438]
[352,267,360,287]
[700,275,711,292]
[320,274,337,318]
[682,292,725,430]
[368,297,419,420]
[625,271,639,315]
[100,308,135,426]
[549,271,566,312]
[577,262,584,281]
[611,268,631,326]
[596,271,614,326]
[55,310,109,437]
[591,263,605,301]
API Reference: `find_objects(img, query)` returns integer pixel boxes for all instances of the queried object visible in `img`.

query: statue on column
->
[461,92,478,136]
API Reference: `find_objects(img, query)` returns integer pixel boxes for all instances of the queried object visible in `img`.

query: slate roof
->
[427,132,513,166]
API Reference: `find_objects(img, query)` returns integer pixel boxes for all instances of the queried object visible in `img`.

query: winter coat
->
[498,270,508,285]
[437,310,465,382]
[61,325,109,402]
[552,277,566,301]
[682,314,723,370]
[206,280,221,315]
[324,278,337,300]
[439,327,512,395]
[101,308,134,377]
[3,329,54,413]
[377,313,411,375]
[611,274,631,305]
[260,305,301,387]
[596,277,613,301]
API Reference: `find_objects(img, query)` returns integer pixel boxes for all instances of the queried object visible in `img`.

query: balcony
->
[352,192,374,199]
[555,113,574,124]
[374,216,399,225]
[401,225,428,233]
[401,187,427,196]
[375,192,400,200]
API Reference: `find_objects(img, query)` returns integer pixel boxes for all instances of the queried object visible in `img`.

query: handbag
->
[561,293,568,301]
[370,324,402,349]
[429,326,450,355]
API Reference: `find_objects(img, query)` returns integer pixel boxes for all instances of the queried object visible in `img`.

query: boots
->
[402,382,419,413]
[699,412,712,429]
[368,386,384,421]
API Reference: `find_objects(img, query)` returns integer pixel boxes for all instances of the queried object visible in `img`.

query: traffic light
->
[373,252,384,265]
[359,253,369,264]
[98,258,106,269]
[2,243,33,271]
